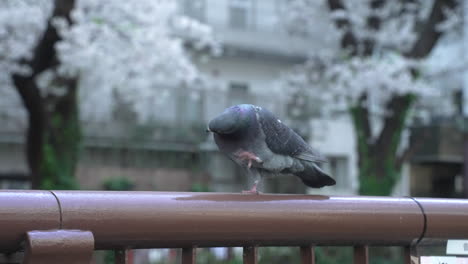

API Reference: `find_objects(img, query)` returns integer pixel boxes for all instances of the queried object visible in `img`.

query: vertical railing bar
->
[227,247,234,261]
[353,245,369,264]
[403,246,411,264]
[243,246,258,264]
[115,249,131,264]
[300,245,316,264]
[404,245,418,264]
[182,246,197,264]
[0,252,23,264]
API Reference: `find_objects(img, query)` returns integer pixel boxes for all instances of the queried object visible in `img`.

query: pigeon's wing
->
[257,107,326,163]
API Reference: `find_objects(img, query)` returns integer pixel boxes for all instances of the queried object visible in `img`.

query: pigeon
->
[207,104,335,193]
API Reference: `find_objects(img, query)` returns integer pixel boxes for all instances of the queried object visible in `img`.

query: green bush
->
[102,177,135,191]
[190,183,211,192]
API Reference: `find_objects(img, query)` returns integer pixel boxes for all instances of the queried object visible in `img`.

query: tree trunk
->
[350,94,416,195]
[12,76,46,188]
[12,0,78,189]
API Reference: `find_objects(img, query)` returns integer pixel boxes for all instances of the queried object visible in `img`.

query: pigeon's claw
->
[242,181,260,195]
[242,189,260,195]
[235,150,262,169]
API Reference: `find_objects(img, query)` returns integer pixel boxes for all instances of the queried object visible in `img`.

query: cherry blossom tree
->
[281,0,459,195]
[0,0,214,189]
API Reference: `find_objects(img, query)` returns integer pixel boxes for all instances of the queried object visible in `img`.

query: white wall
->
[198,56,293,92]
[195,0,339,58]
[309,117,359,195]
[197,55,296,120]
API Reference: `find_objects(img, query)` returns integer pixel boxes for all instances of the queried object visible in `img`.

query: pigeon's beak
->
[206,127,212,133]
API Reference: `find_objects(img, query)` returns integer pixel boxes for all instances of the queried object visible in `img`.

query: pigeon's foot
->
[242,181,261,195]
[242,189,260,195]
[235,150,262,169]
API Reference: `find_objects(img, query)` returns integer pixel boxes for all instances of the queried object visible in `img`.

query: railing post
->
[182,246,197,264]
[404,246,418,264]
[300,245,315,264]
[0,252,23,264]
[23,230,94,264]
[115,249,133,264]
[353,245,369,264]
[243,246,258,264]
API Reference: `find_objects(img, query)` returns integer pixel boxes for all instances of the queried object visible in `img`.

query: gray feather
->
[256,107,326,163]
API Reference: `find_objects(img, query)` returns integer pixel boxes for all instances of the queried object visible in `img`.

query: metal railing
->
[1,190,468,263]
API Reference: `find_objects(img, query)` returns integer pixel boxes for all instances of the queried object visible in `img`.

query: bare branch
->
[405,0,457,58]
[327,0,358,55]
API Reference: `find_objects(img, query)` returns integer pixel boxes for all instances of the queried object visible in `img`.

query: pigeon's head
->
[207,104,257,135]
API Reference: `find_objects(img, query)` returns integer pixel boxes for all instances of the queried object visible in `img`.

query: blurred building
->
[0,125,29,189]
[408,30,464,198]
[0,0,358,194]
[409,117,464,197]
[178,0,358,194]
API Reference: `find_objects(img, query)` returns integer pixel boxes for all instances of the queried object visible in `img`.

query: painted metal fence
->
[1,190,468,263]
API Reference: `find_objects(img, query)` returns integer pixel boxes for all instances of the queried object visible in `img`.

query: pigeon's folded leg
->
[235,150,263,169]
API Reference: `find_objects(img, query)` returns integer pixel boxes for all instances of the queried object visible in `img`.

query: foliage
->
[315,247,353,264]
[102,177,135,191]
[150,247,348,264]
[40,87,81,190]
[369,247,404,264]
[190,183,211,192]
[103,250,115,264]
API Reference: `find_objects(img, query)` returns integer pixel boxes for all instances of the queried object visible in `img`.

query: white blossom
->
[278,53,437,124]
[282,0,455,54]
[0,0,53,128]
[0,0,216,124]
[278,0,459,139]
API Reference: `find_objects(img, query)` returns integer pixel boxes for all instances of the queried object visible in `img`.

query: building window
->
[229,0,252,30]
[228,82,249,106]
[183,0,205,22]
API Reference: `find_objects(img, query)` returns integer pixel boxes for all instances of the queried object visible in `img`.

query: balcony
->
[409,119,463,164]
[177,0,338,61]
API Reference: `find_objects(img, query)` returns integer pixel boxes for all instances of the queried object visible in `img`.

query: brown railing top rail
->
[1,190,468,253]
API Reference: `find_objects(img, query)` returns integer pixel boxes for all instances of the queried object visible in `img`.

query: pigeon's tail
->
[294,162,336,188]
